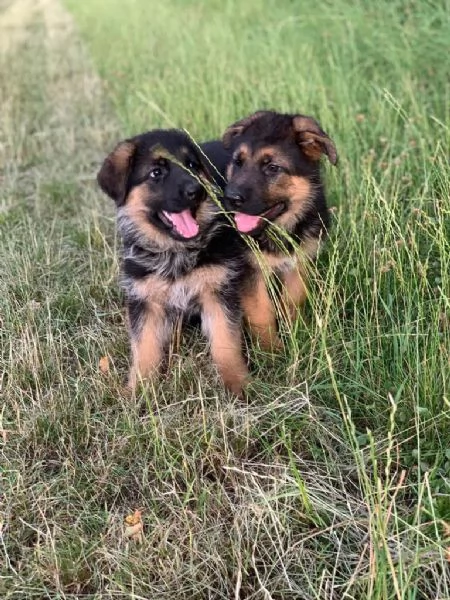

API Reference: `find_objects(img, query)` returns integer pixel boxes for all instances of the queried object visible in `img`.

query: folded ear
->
[292,115,338,165]
[97,140,136,205]
[222,110,270,148]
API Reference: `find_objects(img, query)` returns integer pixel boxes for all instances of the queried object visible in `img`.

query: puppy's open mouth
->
[158,209,199,239]
[234,202,286,234]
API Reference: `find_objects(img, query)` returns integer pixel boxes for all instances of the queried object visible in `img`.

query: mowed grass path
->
[1,0,449,597]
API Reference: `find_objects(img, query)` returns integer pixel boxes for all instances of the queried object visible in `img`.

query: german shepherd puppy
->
[210,110,337,349]
[97,129,250,397]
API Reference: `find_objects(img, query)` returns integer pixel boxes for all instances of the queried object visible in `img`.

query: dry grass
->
[1,0,450,598]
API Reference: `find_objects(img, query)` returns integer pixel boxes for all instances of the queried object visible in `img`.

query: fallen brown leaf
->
[124,510,144,543]
[99,355,110,374]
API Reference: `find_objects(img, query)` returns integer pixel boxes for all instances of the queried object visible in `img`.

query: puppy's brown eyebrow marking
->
[234,143,250,161]
[254,146,291,169]
[149,144,173,162]
[151,154,167,163]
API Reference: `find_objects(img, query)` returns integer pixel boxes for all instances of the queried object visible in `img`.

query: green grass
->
[1,0,449,597]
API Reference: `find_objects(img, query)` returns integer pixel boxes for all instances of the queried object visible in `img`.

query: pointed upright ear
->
[222,110,270,148]
[97,140,136,205]
[292,115,338,165]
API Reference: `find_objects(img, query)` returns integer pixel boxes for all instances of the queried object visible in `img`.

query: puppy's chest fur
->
[123,243,200,281]
[251,251,296,277]
[251,236,320,277]
[121,243,232,315]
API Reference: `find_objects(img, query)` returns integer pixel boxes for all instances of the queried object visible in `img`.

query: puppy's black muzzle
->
[224,188,245,210]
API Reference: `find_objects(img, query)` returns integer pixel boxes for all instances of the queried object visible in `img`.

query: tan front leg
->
[127,302,171,390]
[201,294,249,397]
[241,274,282,351]
[280,265,308,324]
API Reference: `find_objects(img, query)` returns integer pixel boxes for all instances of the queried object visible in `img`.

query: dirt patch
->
[0,0,41,54]
[0,0,117,213]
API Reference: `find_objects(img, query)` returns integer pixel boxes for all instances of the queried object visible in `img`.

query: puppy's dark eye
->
[185,159,198,171]
[233,156,243,168]
[149,167,163,180]
[265,163,282,175]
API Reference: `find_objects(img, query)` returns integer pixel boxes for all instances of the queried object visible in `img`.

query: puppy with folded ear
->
[98,128,251,397]
[204,110,337,349]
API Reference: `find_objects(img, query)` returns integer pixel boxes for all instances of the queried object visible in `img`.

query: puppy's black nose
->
[224,190,245,209]
[184,181,203,202]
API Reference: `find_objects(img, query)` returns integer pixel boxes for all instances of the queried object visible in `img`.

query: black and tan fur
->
[205,110,337,349]
[97,129,250,396]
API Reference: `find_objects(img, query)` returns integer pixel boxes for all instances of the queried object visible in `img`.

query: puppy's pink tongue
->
[163,209,199,238]
[234,212,261,233]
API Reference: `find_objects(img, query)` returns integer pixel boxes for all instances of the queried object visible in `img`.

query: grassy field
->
[1,0,449,597]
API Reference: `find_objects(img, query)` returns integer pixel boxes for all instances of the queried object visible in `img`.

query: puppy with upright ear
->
[97,140,136,205]
[218,109,338,350]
